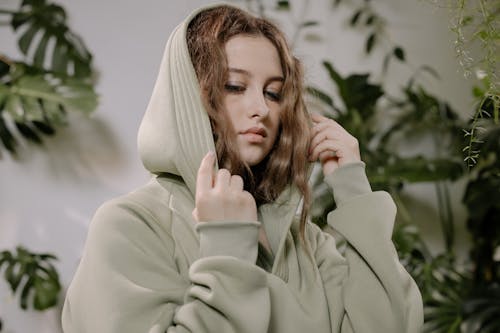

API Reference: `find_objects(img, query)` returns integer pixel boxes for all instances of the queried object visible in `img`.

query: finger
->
[312,118,345,135]
[214,168,231,190]
[310,128,336,152]
[309,139,342,162]
[196,152,216,193]
[319,150,337,164]
[310,112,328,124]
[230,175,244,191]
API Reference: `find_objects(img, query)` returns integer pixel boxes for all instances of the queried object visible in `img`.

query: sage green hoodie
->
[62,3,423,332]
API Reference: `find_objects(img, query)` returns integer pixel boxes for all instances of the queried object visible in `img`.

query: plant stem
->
[0,9,17,15]
[435,181,454,254]
[465,96,488,169]
[391,190,413,224]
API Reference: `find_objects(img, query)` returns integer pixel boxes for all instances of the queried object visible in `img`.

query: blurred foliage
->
[0,246,61,311]
[0,0,98,156]
[241,0,500,331]
[444,0,499,169]
[0,0,96,330]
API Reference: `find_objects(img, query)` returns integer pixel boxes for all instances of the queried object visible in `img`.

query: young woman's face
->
[223,35,283,167]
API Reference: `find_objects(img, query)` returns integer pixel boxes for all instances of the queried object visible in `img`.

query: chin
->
[240,150,268,167]
[243,156,265,167]
[238,144,273,167]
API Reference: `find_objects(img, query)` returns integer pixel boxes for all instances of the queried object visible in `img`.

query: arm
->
[314,162,423,332]
[61,199,271,333]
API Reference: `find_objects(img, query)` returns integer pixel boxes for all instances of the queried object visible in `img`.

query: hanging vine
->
[430,0,499,168]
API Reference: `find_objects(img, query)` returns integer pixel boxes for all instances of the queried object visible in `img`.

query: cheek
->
[223,97,242,126]
[270,109,281,133]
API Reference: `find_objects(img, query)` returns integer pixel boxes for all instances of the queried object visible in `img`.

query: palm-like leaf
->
[0,246,61,311]
[10,0,93,77]
[463,284,500,333]
[0,61,98,152]
[0,0,98,155]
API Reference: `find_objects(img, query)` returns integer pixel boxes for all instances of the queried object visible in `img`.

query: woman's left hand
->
[308,113,361,176]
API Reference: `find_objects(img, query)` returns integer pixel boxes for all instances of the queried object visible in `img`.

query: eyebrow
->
[228,67,284,83]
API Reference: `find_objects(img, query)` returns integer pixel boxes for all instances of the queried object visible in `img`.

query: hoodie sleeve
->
[61,197,329,333]
[61,198,274,333]
[314,162,424,333]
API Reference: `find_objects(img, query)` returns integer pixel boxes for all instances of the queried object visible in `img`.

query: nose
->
[248,88,269,119]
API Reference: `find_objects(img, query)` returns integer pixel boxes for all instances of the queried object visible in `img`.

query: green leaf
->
[16,121,43,143]
[350,9,362,26]
[385,156,464,183]
[276,0,290,10]
[0,246,61,311]
[51,42,68,74]
[365,15,375,26]
[33,30,51,68]
[382,53,391,73]
[5,94,23,121]
[32,120,55,135]
[365,33,376,54]
[472,85,484,98]
[301,21,319,28]
[0,59,9,78]
[33,275,60,310]
[10,1,92,77]
[420,65,440,80]
[11,10,32,30]
[342,73,383,114]
[306,86,333,107]
[322,61,344,90]
[0,114,16,152]
[20,276,33,310]
[0,63,97,153]
[20,95,44,122]
[18,23,38,55]
[393,46,405,61]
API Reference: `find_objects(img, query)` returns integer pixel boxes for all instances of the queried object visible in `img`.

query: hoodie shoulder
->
[89,178,178,245]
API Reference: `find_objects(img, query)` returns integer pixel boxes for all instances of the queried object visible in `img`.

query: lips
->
[240,127,267,143]
[241,127,267,137]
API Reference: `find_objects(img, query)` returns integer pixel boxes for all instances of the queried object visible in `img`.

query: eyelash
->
[224,84,282,102]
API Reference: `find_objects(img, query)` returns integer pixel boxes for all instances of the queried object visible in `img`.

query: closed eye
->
[265,90,282,102]
[224,84,245,93]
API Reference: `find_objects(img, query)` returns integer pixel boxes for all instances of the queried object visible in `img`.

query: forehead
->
[224,35,283,77]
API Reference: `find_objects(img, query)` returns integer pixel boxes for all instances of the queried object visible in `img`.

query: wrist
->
[324,162,371,206]
[195,220,261,263]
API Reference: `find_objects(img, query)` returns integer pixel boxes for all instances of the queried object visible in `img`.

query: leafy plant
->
[437,0,499,168]
[0,1,97,330]
[0,0,98,155]
[308,61,465,236]
[0,246,61,311]
[241,0,500,331]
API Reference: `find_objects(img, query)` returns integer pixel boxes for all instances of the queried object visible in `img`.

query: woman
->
[62,4,423,333]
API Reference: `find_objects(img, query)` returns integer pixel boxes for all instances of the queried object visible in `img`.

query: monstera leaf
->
[10,0,93,77]
[0,61,97,152]
[0,246,61,311]
[0,0,98,155]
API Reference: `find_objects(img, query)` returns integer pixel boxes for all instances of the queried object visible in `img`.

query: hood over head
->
[137,3,232,195]
[137,3,305,259]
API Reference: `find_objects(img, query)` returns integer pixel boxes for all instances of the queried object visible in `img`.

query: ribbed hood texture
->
[137,4,222,195]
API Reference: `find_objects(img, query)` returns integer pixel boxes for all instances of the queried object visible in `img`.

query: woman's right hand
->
[193,152,257,222]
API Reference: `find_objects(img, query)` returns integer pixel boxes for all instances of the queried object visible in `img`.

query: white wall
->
[0,0,474,332]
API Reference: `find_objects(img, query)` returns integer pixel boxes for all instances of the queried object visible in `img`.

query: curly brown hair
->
[186,5,312,245]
